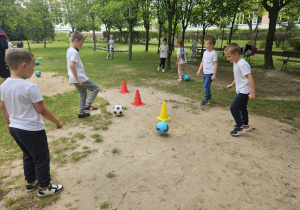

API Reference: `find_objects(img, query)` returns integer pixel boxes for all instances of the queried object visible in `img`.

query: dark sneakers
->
[26,180,38,192]
[200,100,210,106]
[78,113,90,118]
[230,126,245,136]
[38,184,64,198]
[84,105,98,111]
[233,124,250,131]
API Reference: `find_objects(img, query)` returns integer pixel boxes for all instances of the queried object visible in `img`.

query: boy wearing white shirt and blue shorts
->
[67,31,100,118]
[0,48,64,197]
[197,37,218,105]
[224,43,255,136]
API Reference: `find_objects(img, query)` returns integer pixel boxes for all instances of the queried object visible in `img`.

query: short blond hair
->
[71,31,84,42]
[224,43,241,55]
[5,49,34,71]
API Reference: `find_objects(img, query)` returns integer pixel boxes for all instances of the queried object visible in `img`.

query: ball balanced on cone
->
[156,121,169,134]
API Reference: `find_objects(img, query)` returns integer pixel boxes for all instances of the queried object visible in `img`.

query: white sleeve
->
[213,51,218,61]
[70,50,79,63]
[241,63,251,76]
[28,85,43,103]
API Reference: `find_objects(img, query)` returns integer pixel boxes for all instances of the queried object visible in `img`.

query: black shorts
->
[0,60,11,78]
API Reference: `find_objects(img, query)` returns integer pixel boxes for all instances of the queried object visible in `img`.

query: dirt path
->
[45,86,299,210]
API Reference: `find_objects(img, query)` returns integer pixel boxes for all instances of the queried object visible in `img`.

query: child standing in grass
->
[197,37,218,105]
[158,38,169,73]
[176,39,188,81]
[188,36,199,61]
[67,31,100,118]
[224,43,255,136]
[0,48,64,197]
[106,35,114,59]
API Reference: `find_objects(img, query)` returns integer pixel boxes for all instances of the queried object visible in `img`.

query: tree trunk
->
[263,11,278,69]
[228,11,237,44]
[158,23,162,54]
[201,25,206,59]
[119,28,122,43]
[92,17,96,51]
[145,25,149,52]
[246,19,253,40]
[128,23,133,61]
[182,27,186,47]
[167,12,173,70]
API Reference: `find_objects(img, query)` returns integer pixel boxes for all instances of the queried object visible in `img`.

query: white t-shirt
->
[192,40,198,49]
[8,42,13,49]
[67,48,89,83]
[109,39,114,49]
[203,50,218,74]
[159,44,168,58]
[0,78,45,131]
[233,58,251,94]
[177,48,187,64]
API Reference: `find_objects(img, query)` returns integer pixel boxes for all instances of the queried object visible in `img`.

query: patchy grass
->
[106,172,116,178]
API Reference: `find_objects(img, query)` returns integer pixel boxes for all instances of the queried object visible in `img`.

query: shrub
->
[288,37,300,52]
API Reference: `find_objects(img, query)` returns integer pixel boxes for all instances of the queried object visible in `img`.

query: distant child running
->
[106,35,114,59]
[197,37,218,105]
[67,31,100,118]
[0,48,64,197]
[224,43,255,136]
[158,38,169,72]
[188,36,199,61]
[176,39,188,81]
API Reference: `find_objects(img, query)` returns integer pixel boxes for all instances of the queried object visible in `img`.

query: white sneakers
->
[38,184,64,198]
[162,69,165,72]
[158,66,160,71]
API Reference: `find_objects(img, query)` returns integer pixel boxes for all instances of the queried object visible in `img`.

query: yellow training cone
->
[157,101,171,121]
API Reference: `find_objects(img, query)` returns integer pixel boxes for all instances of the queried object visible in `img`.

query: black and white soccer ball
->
[113,105,123,115]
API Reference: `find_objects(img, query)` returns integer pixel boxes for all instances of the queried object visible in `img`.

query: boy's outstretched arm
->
[69,61,82,86]
[197,61,203,76]
[211,61,218,80]
[227,80,235,89]
[0,101,10,130]
[33,101,63,129]
[245,73,255,99]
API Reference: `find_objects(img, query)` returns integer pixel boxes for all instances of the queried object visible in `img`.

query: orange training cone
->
[131,89,145,106]
[157,101,171,121]
[119,80,130,94]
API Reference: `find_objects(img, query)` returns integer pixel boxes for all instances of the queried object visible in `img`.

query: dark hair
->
[163,38,167,42]
[206,37,216,46]
[5,48,34,70]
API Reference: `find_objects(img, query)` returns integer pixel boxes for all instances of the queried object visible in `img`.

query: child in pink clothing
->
[175,39,188,81]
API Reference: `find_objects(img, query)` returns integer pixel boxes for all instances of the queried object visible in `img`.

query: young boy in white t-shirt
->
[224,43,255,136]
[158,38,169,72]
[197,37,218,105]
[0,48,64,197]
[106,35,114,59]
[67,31,100,118]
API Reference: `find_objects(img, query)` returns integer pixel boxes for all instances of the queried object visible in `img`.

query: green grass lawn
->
[0,41,299,209]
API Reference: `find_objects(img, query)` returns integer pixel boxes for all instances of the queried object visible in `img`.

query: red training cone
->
[119,80,130,94]
[131,89,145,106]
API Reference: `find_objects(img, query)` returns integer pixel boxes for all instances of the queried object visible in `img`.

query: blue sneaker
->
[84,105,98,111]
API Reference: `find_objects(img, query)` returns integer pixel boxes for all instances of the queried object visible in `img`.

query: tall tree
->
[179,0,196,45]
[261,0,293,69]
[191,0,223,57]
[0,0,20,34]
[163,0,177,70]
[92,0,117,49]
[155,0,168,54]
[118,0,139,61]
[141,0,153,51]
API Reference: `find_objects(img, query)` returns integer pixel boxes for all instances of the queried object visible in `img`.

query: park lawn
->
[0,41,299,209]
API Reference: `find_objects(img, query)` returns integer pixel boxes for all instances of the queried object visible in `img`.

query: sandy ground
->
[1,71,300,210]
